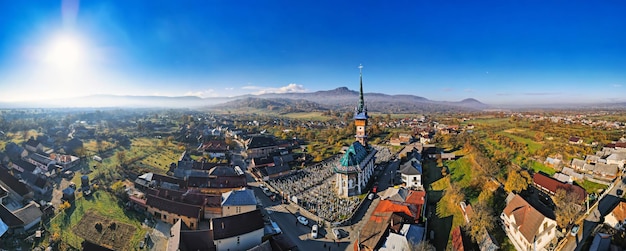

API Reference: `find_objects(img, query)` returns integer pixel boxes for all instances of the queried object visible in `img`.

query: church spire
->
[358,64,365,114]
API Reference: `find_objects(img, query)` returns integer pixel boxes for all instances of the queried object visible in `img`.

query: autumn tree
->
[504,169,532,193]
[464,201,496,243]
[554,188,582,229]
[443,183,465,212]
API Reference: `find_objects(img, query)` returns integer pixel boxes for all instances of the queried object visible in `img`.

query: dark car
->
[617,189,623,196]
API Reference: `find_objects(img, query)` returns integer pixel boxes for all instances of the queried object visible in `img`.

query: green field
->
[445,158,473,188]
[499,132,543,153]
[46,191,147,250]
[282,112,333,121]
[576,180,609,194]
[528,160,556,176]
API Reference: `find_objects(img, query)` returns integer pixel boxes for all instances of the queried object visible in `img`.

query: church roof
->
[340,142,369,167]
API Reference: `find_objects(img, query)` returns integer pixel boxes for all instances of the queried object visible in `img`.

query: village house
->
[221,189,257,217]
[0,201,43,235]
[533,173,587,203]
[501,194,557,251]
[197,140,229,159]
[24,138,44,153]
[211,209,264,251]
[0,167,33,202]
[604,201,626,231]
[398,154,423,190]
[568,136,583,145]
[167,219,216,251]
[9,159,36,173]
[355,200,422,251]
[389,133,414,146]
[245,135,279,159]
[145,193,202,230]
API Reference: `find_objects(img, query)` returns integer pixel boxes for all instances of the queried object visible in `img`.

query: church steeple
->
[358,64,365,114]
[354,64,368,147]
[355,64,368,119]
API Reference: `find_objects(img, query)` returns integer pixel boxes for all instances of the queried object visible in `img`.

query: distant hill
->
[214,97,328,114]
[0,87,490,112]
[237,87,489,113]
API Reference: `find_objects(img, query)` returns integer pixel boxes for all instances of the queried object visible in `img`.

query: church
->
[334,65,377,197]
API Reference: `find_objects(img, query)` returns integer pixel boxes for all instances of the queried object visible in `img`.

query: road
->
[559,177,626,251]
[236,140,400,251]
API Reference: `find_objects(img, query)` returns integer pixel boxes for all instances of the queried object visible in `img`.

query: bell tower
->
[354,64,368,147]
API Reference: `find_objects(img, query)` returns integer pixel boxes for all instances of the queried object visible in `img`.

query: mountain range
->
[0,87,490,113]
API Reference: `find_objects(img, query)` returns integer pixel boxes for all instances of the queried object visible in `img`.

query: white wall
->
[215,228,263,251]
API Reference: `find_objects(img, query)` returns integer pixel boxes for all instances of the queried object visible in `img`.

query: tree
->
[554,188,581,229]
[504,169,532,193]
[116,150,127,166]
[443,183,465,211]
[464,201,496,243]
[410,240,436,251]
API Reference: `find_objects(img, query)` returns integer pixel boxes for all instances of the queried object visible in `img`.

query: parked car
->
[570,224,580,236]
[297,216,309,225]
[617,189,623,196]
[311,224,318,239]
[332,228,341,239]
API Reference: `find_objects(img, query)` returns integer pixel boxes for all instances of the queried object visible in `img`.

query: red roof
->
[373,200,414,219]
[533,173,586,202]
[451,226,465,251]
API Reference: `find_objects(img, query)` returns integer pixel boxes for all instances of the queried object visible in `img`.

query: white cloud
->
[185,89,216,98]
[244,83,308,95]
[225,87,234,90]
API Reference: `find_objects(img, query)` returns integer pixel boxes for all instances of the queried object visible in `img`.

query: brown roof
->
[610,202,626,222]
[533,173,586,202]
[199,140,229,152]
[212,209,264,240]
[502,194,547,243]
[357,211,392,251]
[146,194,201,219]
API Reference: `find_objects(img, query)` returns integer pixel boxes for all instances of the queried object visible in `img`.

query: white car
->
[297,216,309,225]
[311,224,318,239]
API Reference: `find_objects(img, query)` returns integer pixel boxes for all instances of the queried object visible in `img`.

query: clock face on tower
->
[357,126,363,131]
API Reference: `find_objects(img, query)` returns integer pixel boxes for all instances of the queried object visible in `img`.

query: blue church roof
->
[340,142,369,167]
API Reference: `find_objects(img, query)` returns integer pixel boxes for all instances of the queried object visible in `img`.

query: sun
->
[44,33,86,70]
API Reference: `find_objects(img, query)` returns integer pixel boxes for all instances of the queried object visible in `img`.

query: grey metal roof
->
[222,189,256,206]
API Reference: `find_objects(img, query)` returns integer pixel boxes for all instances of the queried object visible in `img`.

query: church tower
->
[354,64,368,147]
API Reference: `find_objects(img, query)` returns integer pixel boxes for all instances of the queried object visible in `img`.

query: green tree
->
[116,150,127,166]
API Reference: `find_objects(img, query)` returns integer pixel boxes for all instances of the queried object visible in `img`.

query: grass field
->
[528,160,556,176]
[499,132,543,153]
[445,158,473,188]
[576,180,609,194]
[46,191,147,250]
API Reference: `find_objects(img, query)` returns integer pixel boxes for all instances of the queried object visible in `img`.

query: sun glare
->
[44,34,86,70]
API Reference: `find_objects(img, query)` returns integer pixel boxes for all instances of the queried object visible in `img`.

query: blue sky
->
[0,1,625,105]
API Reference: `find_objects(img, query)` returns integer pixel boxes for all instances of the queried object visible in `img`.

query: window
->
[237,236,240,245]
[163,214,167,220]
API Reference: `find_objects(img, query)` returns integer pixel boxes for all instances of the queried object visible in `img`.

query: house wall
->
[246,146,279,159]
[147,206,199,230]
[214,228,263,251]
[401,174,421,188]
[204,206,222,219]
[23,216,41,231]
[605,213,625,230]
[222,205,255,217]
[501,213,556,251]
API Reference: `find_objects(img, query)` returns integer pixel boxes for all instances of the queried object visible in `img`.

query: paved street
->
[559,177,626,251]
